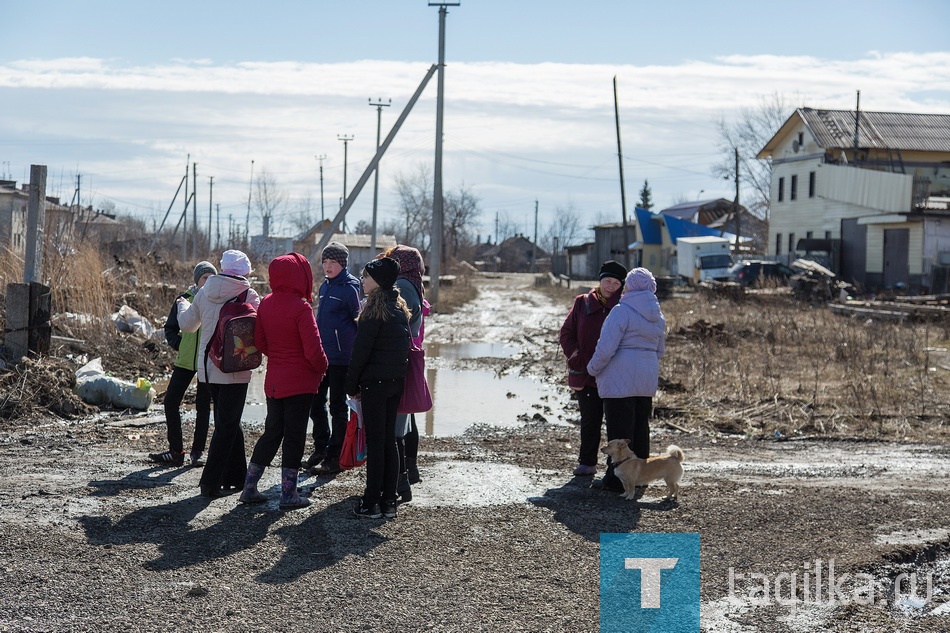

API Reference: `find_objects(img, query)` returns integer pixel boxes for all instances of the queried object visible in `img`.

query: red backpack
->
[206,289,262,373]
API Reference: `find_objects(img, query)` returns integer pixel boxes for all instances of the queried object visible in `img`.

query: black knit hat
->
[321,241,349,269]
[599,260,628,283]
[364,256,400,289]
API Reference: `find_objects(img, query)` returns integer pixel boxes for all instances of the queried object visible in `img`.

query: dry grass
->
[537,278,950,439]
[659,290,950,439]
[430,273,478,314]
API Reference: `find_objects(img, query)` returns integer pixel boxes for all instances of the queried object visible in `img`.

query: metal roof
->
[797,108,950,152]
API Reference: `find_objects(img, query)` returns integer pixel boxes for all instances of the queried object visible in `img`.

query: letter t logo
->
[624,558,679,608]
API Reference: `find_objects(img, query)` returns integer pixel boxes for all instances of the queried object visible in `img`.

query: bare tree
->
[713,92,800,221]
[541,202,586,253]
[494,211,521,243]
[391,164,482,261]
[393,164,432,251]
[443,184,481,261]
[353,219,372,235]
[287,192,318,235]
[253,169,285,234]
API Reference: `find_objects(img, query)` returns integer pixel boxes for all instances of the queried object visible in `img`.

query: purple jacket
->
[559,288,620,389]
[586,289,666,399]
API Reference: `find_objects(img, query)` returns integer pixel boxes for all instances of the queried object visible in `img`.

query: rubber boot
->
[396,440,412,503]
[279,467,310,510]
[406,415,421,484]
[239,462,267,504]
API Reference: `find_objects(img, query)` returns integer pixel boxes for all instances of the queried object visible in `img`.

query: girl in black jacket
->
[346,257,411,519]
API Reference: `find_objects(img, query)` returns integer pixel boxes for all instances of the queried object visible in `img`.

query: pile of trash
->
[0,356,98,422]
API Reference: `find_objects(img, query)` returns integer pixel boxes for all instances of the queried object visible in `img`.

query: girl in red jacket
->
[239,252,328,509]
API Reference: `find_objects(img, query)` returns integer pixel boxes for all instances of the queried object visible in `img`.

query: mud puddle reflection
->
[170,341,565,437]
[423,342,565,437]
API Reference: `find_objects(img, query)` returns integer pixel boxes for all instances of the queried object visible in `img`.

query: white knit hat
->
[220,250,251,277]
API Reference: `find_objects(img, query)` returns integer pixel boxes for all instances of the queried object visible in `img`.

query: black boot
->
[397,473,412,504]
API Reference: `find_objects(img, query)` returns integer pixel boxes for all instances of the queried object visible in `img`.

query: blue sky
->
[2,0,950,243]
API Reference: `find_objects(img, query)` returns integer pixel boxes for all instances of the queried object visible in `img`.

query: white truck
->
[676,236,733,285]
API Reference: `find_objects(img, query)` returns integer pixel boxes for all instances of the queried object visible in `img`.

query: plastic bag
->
[339,397,367,470]
[74,357,155,410]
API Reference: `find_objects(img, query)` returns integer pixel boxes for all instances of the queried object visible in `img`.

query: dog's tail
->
[666,445,685,462]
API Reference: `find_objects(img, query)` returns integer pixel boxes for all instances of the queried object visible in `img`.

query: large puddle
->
[164,341,567,438]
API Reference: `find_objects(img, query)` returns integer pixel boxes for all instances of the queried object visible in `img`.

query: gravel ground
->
[1,274,949,632]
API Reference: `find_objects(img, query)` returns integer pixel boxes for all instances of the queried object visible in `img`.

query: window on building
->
[790,175,798,201]
[778,177,785,202]
[788,233,796,254]
[825,231,831,239]
[806,231,813,239]
[809,172,816,198]
[797,132,804,146]
[775,233,782,255]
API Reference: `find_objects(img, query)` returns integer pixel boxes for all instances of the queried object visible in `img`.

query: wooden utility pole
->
[191,162,198,259]
[369,98,391,256]
[24,165,47,284]
[613,76,632,269]
[182,157,189,261]
[245,159,254,246]
[532,199,538,273]
[208,175,214,251]
[8,165,51,360]
[734,147,741,258]
[428,1,459,307]
[316,154,327,222]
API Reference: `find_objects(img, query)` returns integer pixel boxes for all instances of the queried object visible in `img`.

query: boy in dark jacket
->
[307,241,362,474]
[149,261,216,467]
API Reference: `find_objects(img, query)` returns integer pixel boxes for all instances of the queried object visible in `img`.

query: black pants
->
[310,364,349,459]
[163,365,211,455]
[201,382,248,491]
[602,396,652,487]
[575,386,605,467]
[360,378,403,506]
[251,393,314,469]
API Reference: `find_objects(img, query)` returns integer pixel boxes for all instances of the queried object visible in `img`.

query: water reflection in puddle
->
[425,341,519,361]
[166,342,566,438]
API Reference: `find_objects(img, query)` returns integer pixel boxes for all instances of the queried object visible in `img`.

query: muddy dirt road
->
[1,273,949,632]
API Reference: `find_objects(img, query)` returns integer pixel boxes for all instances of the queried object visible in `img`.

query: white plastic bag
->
[74,357,155,410]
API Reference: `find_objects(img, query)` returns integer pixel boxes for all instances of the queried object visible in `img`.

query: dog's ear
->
[624,439,632,447]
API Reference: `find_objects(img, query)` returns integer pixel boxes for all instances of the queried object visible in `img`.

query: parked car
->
[727,260,798,286]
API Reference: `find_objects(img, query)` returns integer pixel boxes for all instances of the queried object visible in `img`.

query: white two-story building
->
[758,108,950,293]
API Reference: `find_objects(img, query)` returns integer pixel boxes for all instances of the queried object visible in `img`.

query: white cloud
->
[2,51,948,235]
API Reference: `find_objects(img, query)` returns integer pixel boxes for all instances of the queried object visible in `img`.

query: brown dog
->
[600,440,685,500]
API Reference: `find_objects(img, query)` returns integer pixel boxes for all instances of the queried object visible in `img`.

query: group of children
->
[151,242,427,518]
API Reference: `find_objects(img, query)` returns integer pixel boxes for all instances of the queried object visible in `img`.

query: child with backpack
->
[239,252,328,509]
[177,250,261,499]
